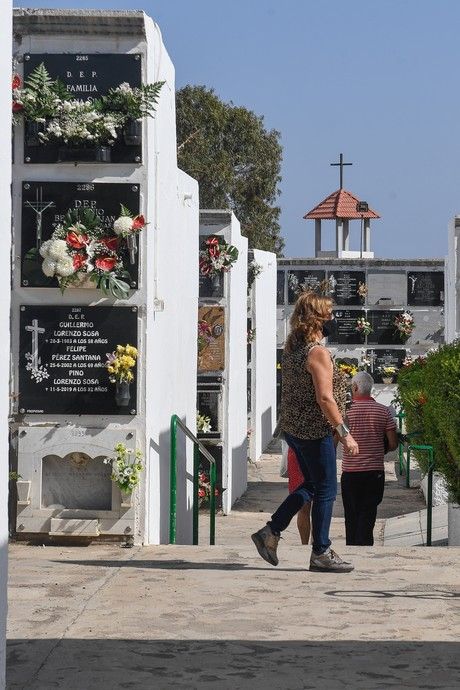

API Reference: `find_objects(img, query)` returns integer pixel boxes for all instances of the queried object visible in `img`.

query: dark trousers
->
[341,470,385,546]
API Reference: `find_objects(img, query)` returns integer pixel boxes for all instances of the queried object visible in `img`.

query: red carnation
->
[66,231,88,249]
[73,253,86,270]
[12,101,23,113]
[95,256,117,272]
[12,75,21,89]
[132,215,145,230]
[100,236,119,252]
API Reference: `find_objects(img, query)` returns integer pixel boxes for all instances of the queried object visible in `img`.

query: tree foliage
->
[176,85,284,254]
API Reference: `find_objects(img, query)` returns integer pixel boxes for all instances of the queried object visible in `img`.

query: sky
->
[16,0,460,259]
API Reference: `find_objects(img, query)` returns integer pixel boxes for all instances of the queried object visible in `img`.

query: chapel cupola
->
[303,153,380,259]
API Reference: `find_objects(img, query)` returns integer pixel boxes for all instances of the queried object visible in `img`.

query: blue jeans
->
[269,432,337,554]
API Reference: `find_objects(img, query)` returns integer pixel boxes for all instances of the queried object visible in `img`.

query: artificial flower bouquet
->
[104,442,143,494]
[199,235,239,277]
[197,412,212,434]
[37,205,146,298]
[336,361,358,379]
[105,344,138,384]
[355,316,373,336]
[393,311,415,340]
[198,469,219,506]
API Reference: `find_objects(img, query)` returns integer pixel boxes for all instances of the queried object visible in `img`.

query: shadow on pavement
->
[50,559,305,572]
[7,639,460,689]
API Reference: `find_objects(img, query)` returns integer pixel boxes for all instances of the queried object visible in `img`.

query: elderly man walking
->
[341,371,398,546]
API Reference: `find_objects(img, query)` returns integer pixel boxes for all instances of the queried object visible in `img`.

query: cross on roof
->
[330,153,353,189]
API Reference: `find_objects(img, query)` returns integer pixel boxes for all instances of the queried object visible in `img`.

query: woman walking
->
[251,291,359,572]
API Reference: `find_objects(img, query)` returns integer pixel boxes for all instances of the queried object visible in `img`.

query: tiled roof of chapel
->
[303,189,380,220]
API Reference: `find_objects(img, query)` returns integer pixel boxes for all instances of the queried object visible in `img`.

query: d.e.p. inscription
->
[19,305,138,415]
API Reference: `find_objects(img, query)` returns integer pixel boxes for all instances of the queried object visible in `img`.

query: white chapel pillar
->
[314,219,322,256]
[343,220,350,251]
[364,219,371,252]
[336,219,343,258]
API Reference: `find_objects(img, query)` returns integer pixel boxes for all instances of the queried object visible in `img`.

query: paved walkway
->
[7,447,460,689]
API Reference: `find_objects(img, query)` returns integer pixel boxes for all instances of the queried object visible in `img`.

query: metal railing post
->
[209,460,217,546]
[397,412,405,476]
[405,446,411,489]
[169,415,178,545]
[426,446,435,547]
[192,444,200,545]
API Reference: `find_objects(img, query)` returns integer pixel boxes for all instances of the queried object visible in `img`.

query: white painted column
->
[314,219,321,257]
[445,217,460,342]
[0,1,12,684]
[343,220,350,251]
[336,219,343,258]
[364,219,371,252]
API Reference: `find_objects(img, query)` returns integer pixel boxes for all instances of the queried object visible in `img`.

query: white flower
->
[48,239,69,261]
[123,467,133,477]
[113,216,133,236]
[39,239,53,258]
[55,258,75,277]
[42,259,57,277]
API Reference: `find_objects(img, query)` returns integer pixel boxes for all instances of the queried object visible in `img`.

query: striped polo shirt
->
[342,396,396,472]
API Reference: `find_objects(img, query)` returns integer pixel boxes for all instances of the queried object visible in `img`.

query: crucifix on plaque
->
[25,319,45,370]
[24,187,55,250]
[330,153,353,189]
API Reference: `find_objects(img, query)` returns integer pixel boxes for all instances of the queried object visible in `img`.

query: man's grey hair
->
[351,370,374,395]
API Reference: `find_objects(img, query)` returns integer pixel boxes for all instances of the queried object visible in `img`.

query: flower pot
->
[211,273,223,297]
[120,489,133,508]
[72,273,95,289]
[16,479,31,505]
[382,376,394,385]
[115,381,131,407]
[25,120,47,146]
[123,119,142,146]
[57,145,112,163]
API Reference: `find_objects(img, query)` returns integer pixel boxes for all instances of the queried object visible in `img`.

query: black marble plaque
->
[329,309,366,344]
[197,390,221,440]
[327,270,365,306]
[199,272,224,299]
[277,270,285,305]
[407,272,444,306]
[21,181,140,288]
[23,53,142,164]
[368,310,402,345]
[19,305,138,415]
[287,270,326,304]
[367,349,406,383]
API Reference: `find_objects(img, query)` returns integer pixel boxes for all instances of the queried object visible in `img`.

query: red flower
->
[66,231,88,249]
[73,253,86,270]
[198,488,206,498]
[206,237,219,247]
[100,236,119,252]
[12,75,21,89]
[132,215,145,230]
[12,101,23,113]
[95,256,117,272]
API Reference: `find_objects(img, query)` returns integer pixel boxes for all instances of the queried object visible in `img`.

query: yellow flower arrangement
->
[105,344,138,383]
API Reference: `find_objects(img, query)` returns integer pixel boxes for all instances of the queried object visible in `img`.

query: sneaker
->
[251,524,280,566]
[309,547,354,573]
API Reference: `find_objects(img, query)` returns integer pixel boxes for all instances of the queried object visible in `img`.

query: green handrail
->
[170,414,217,546]
[407,443,435,546]
[396,411,405,476]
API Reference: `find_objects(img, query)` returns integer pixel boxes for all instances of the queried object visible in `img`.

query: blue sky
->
[17,1,460,258]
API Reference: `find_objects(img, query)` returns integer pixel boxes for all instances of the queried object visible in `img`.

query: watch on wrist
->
[335,422,350,438]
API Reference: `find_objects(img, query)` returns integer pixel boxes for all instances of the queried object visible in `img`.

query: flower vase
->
[16,479,31,505]
[115,380,131,407]
[25,120,47,146]
[120,489,133,508]
[57,145,112,163]
[382,376,394,385]
[211,273,223,298]
[123,119,142,146]
[72,273,95,289]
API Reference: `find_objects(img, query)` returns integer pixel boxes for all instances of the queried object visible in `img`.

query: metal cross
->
[330,153,353,189]
[24,187,55,250]
[25,319,45,370]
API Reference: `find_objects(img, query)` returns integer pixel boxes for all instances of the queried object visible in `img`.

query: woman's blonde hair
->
[285,291,333,352]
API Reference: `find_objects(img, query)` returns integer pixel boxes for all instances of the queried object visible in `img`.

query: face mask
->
[322,319,335,338]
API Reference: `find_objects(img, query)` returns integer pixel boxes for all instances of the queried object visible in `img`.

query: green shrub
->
[397,342,460,502]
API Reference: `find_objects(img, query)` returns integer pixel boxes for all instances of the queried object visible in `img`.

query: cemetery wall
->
[11,10,198,545]
[1,2,12,683]
[249,249,277,462]
[445,217,459,342]
[277,258,445,385]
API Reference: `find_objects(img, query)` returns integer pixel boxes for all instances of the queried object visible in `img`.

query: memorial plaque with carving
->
[368,310,402,345]
[19,305,138,415]
[287,270,326,304]
[277,270,285,305]
[23,53,142,164]
[42,453,112,510]
[329,309,365,344]
[407,272,444,306]
[327,270,365,306]
[367,348,406,383]
[21,181,140,288]
[198,306,225,372]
